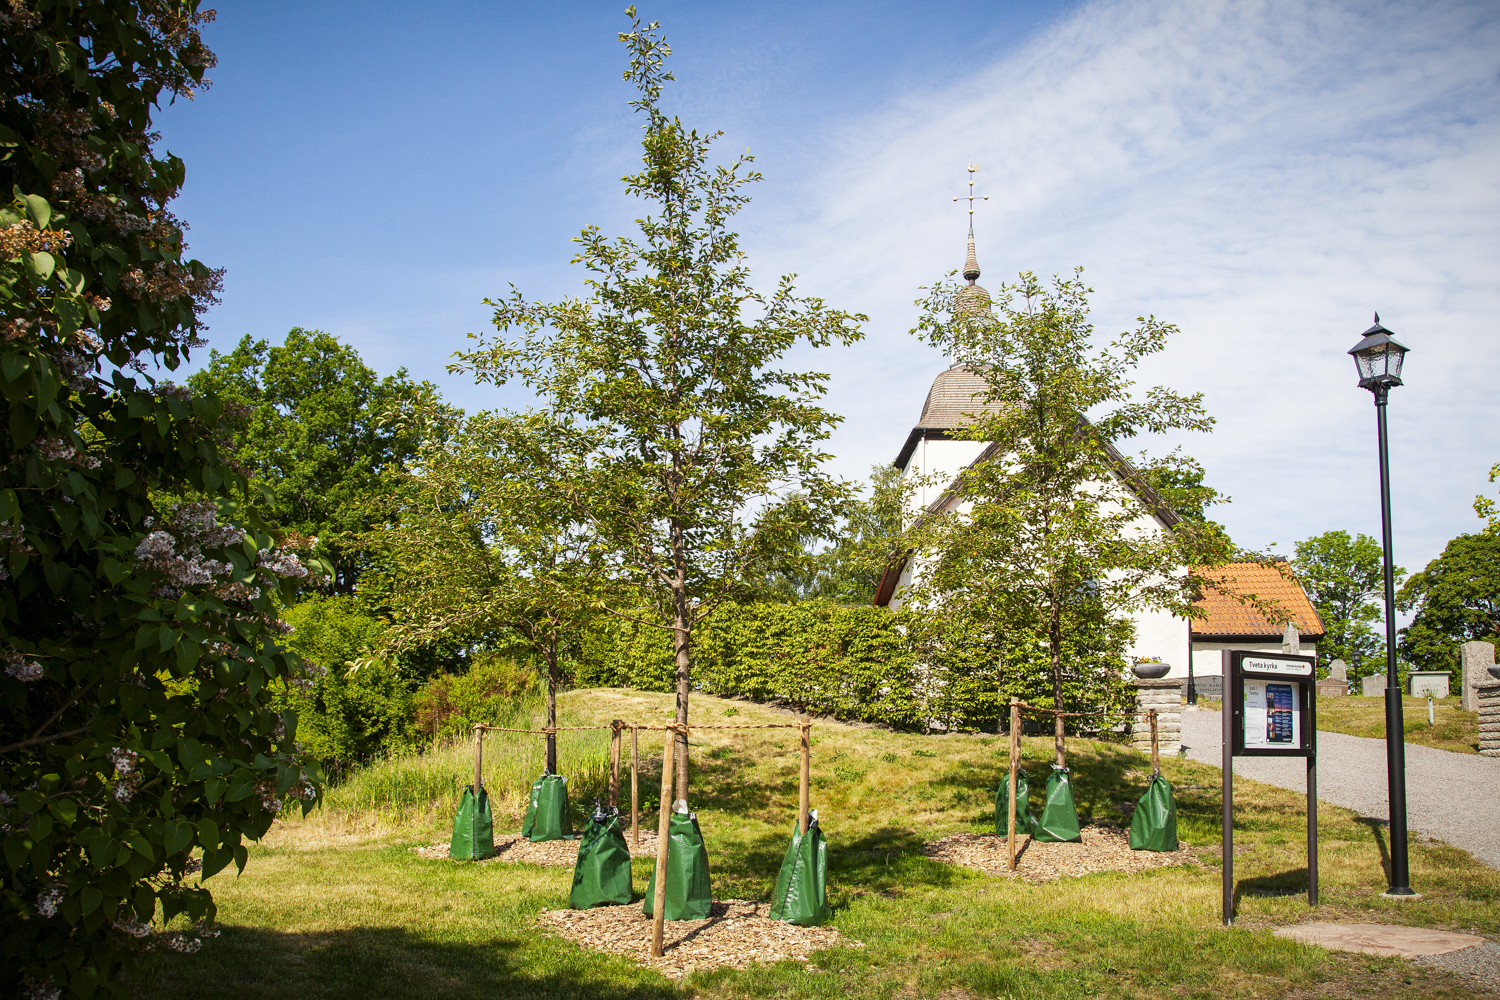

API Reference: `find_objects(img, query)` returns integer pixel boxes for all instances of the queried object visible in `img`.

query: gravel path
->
[1415,942,1500,994]
[1179,709,1500,869]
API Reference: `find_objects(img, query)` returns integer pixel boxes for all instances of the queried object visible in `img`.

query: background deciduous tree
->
[1292,530,1398,680]
[1398,531,1500,674]
[187,328,429,593]
[449,11,865,799]
[905,269,1231,755]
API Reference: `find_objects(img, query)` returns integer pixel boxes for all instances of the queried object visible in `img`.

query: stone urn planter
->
[1132,661,1171,679]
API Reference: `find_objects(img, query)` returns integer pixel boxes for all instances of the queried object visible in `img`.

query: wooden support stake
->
[798,722,811,835]
[472,725,484,799]
[1008,698,1020,871]
[650,724,677,958]
[609,720,622,809]
[631,725,640,843]
[1149,708,1160,772]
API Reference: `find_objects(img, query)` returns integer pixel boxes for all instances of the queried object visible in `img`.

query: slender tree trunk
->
[546,631,558,775]
[1049,588,1065,767]
[670,524,691,802]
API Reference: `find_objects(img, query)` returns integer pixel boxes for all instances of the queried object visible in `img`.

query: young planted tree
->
[0,5,324,996]
[906,269,1231,757]
[373,410,602,771]
[452,11,864,797]
[1293,530,1399,678]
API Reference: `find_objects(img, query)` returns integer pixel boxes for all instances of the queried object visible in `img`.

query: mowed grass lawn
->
[145,690,1499,1000]
[1315,695,1480,755]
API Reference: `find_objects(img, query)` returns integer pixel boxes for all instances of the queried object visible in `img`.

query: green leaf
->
[23,192,50,229]
[164,821,193,857]
[201,846,232,879]
[81,887,103,915]
[204,777,226,804]
[25,250,56,281]
[28,812,52,842]
[0,488,16,521]
[49,798,78,825]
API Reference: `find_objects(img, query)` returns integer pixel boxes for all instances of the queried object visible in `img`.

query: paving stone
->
[1274,922,1486,958]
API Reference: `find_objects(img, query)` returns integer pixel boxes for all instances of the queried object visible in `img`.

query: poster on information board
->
[1228,651,1316,758]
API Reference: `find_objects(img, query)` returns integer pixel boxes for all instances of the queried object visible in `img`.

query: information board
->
[1221,648,1319,925]
[1228,651,1315,758]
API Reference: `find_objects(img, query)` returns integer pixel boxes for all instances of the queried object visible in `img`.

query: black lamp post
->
[1347,313,1417,898]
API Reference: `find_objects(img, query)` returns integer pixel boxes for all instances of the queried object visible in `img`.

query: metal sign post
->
[1222,649,1318,925]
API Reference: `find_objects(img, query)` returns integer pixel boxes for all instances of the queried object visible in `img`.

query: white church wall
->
[1128,607,1192,678]
[904,437,989,512]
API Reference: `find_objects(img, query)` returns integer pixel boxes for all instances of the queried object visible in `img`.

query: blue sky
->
[157,0,1500,578]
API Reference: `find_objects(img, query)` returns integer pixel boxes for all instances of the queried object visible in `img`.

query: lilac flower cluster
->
[256,548,308,579]
[3,651,43,681]
[109,748,140,802]
[22,978,60,1000]
[37,436,101,469]
[35,883,64,919]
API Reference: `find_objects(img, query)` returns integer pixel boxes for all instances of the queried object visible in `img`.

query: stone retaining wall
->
[1131,677,1182,756]
[1479,682,1500,758]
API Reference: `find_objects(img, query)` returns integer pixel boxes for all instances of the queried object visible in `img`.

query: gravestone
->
[1282,623,1300,655]
[1361,673,1387,697]
[1327,660,1348,682]
[1460,641,1495,712]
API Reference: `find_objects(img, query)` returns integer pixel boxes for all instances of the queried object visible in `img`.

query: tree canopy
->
[1398,531,1500,672]
[449,10,864,798]
[1292,530,1398,678]
[187,328,428,593]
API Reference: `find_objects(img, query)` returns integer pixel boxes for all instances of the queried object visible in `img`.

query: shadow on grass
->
[148,923,684,1000]
[1235,868,1313,911]
[1355,816,1392,883]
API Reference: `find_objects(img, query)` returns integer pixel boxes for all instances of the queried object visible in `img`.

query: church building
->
[872,209,1322,693]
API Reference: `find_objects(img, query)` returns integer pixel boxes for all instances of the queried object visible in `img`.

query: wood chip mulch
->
[537,900,858,979]
[924,826,1201,882]
[412,832,663,867]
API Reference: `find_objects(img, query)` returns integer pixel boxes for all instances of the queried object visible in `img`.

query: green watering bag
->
[449,786,494,860]
[994,770,1036,836]
[1034,765,1082,843]
[642,808,713,921]
[522,773,572,842]
[569,805,633,908]
[1129,772,1179,852]
[769,811,828,926]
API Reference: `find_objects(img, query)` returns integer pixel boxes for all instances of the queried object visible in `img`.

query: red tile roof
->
[1192,562,1325,639]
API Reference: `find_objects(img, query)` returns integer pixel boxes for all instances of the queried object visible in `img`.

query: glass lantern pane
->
[1388,346,1405,380]
[1355,349,1378,381]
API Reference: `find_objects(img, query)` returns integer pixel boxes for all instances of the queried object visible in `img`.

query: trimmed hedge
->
[578,601,1133,733]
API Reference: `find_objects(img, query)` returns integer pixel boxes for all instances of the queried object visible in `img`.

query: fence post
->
[1008,698,1020,871]
[799,722,811,836]
[631,725,640,843]
[651,724,677,958]
[1149,708,1159,772]
[472,724,484,798]
[609,720,622,809]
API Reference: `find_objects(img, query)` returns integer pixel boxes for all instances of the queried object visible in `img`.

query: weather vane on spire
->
[952,160,988,238]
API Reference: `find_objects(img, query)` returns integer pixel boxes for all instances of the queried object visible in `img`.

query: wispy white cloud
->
[756,0,1500,567]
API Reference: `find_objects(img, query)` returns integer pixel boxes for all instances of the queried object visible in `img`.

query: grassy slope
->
[147,689,1499,1000]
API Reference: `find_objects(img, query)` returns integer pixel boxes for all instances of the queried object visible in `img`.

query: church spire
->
[952,160,987,284]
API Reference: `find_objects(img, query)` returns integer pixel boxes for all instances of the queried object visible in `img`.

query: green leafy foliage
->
[1397,532,1500,673]
[411,654,538,744]
[0,5,325,996]
[1293,530,1400,679]
[274,596,413,773]
[578,601,1130,733]
[187,329,431,593]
